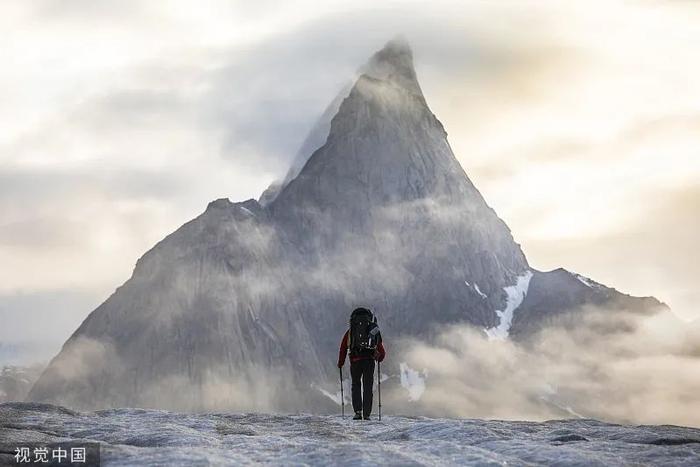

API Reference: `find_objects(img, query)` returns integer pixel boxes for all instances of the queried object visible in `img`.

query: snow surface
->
[399,363,426,401]
[485,271,533,340]
[3,402,700,466]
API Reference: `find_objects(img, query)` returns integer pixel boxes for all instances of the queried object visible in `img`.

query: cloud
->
[385,307,700,427]
[34,0,147,20]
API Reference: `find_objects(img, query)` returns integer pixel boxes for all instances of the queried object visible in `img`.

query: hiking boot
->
[353,412,362,420]
[363,415,371,420]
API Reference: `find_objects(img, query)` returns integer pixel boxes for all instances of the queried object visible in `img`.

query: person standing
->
[337,307,386,420]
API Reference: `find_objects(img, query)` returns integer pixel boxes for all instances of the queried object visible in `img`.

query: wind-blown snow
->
[316,372,390,407]
[316,387,346,406]
[399,363,426,401]
[539,384,585,420]
[485,271,533,340]
[315,379,350,407]
[3,402,700,466]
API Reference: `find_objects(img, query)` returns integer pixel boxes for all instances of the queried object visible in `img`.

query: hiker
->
[337,307,386,420]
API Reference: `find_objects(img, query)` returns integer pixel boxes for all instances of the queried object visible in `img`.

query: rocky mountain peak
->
[270,38,475,219]
[206,198,233,211]
[360,37,421,95]
[258,37,421,207]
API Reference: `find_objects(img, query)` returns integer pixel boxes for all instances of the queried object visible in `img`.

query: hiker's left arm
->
[337,331,349,368]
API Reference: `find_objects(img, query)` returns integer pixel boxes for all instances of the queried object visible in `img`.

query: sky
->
[1,0,699,364]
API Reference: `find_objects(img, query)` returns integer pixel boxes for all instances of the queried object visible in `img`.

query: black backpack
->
[349,307,381,357]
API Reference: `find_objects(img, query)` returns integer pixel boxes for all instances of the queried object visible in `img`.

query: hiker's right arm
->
[337,330,349,368]
[375,340,386,363]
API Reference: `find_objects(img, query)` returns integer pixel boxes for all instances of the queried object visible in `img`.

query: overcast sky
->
[1,0,699,364]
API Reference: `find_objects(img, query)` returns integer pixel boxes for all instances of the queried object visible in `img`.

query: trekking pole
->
[377,361,382,421]
[339,367,345,418]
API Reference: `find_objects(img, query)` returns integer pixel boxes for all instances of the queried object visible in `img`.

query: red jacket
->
[337,329,386,367]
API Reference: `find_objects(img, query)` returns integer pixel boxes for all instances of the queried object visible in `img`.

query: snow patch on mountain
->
[464,281,487,299]
[239,206,256,218]
[474,283,487,299]
[574,273,602,289]
[485,271,533,340]
[399,362,426,401]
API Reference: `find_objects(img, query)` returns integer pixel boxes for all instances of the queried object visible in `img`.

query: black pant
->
[350,359,375,416]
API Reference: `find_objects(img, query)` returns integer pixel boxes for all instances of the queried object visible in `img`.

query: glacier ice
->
[3,402,700,466]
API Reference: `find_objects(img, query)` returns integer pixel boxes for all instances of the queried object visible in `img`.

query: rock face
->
[28,39,666,410]
[511,268,664,338]
[268,38,532,354]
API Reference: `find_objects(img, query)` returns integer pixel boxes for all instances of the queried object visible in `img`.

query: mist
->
[382,307,700,428]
